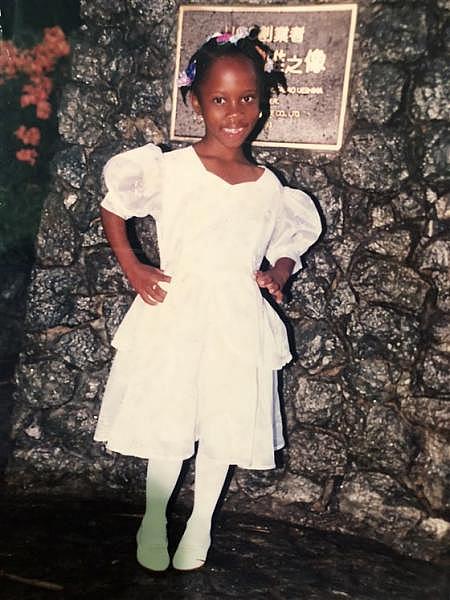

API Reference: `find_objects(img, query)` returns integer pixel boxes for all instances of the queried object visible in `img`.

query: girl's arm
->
[101,206,171,305]
[255,257,295,304]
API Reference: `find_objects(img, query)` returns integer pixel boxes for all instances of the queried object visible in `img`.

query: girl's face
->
[191,55,261,151]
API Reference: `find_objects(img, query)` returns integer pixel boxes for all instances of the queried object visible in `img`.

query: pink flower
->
[36,100,51,119]
[16,148,38,166]
[15,125,41,146]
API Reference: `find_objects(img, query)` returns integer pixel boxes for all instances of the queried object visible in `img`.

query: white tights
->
[137,448,230,570]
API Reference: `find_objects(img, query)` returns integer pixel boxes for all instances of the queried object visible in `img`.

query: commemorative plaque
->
[170,4,357,151]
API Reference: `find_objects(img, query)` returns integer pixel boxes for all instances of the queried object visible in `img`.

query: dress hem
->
[93,436,285,470]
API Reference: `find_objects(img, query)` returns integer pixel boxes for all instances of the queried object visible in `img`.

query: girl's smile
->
[191,55,261,154]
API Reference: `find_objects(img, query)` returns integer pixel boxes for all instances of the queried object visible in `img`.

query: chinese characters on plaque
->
[170,4,357,150]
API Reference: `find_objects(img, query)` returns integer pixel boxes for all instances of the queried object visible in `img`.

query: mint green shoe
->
[136,525,170,572]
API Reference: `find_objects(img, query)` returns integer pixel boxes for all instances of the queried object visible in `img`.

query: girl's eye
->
[213,97,226,104]
[242,95,256,103]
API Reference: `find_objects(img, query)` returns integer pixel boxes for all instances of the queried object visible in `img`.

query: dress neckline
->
[189,145,267,188]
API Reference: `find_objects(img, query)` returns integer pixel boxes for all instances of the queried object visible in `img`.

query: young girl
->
[93,26,322,572]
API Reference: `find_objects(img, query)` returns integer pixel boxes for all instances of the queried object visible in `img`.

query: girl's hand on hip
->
[254,269,286,304]
[125,262,171,305]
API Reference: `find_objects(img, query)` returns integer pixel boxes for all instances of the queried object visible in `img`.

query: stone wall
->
[5,0,450,563]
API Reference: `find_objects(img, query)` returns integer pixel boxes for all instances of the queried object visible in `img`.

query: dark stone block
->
[52,325,112,370]
[345,304,421,364]
[412,57,450,122]
[350,255,430,313]
[352,62,407,124]
[365,6,428,63]
[419,349,450,397]
[52,145,87,190]
[293,318,347,375]
[35,192,81,267]
[15,359,80,409]
[340,131,409,192]
[58,83,119,147]
[287,428,347,482]
[25,266,88,331]
[421,123,450,192]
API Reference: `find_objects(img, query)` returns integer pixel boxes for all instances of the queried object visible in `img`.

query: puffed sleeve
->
[100,143,162,220]
[265,186,322,275]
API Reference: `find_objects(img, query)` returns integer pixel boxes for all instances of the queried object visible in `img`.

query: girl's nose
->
[226,99,243,116]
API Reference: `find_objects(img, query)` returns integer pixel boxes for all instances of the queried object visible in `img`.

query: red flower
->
[15,125,41,146]
[36,101,51,119]
[16,148,38,166]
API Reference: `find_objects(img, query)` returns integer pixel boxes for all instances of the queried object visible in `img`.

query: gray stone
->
[35,192,80,267]
[350,255,430,313]
[70,40,134,86]
[234,468,279,501]
[421,124,450,192]
[352,63,406,124]
[294,163,329,191]
[317,185,344,240]
[293,377,345,429]
[15,359,80,409]
[412,57,450,122]
[286,272,328,320]
[44,400,99,448]
[415,238,450,274]
[420,349,450,397]
[328,277,358,319]
[391,186,430,222]
[134,215,160,266]
[25,267,87,332]
[365,6,428,63]
[114,115,166,145]
[327,238,360,273]
[81,220,108,248]
[127,79,165,117]
[401,396,450,432]
[430,312,450,354]
[80,0,126,24]
[344,191,370,232]
[84,247,133,295]
[343,357,401,401]
[365,229,412,261]
[0,269,28,357]
[65,189,101,233]
[58,84,118,147]
[433,192,450,222]
[434,272,450,313]
[340,131,409,192]
[346,304,421,364]
[102,294,134,342]
[339,472,427,557]
[128,0,177,26]
[287,428,347,482]
[349,403,417,475]
[369,204,396,229]
[409,430,450,511]
[293,318,347,375]
[52,146,87,190]
[52,326,112,370]
[66,296,103,328]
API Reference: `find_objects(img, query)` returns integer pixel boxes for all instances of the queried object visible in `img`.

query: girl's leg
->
[173,449,230,570]
[137,457,183,571]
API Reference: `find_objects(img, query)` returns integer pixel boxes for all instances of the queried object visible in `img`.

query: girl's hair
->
[179,26,287,116]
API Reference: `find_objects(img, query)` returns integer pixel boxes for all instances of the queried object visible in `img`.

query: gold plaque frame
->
[170,4,358,151]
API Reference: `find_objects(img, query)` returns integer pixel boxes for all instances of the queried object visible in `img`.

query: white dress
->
[93,143,322,469]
